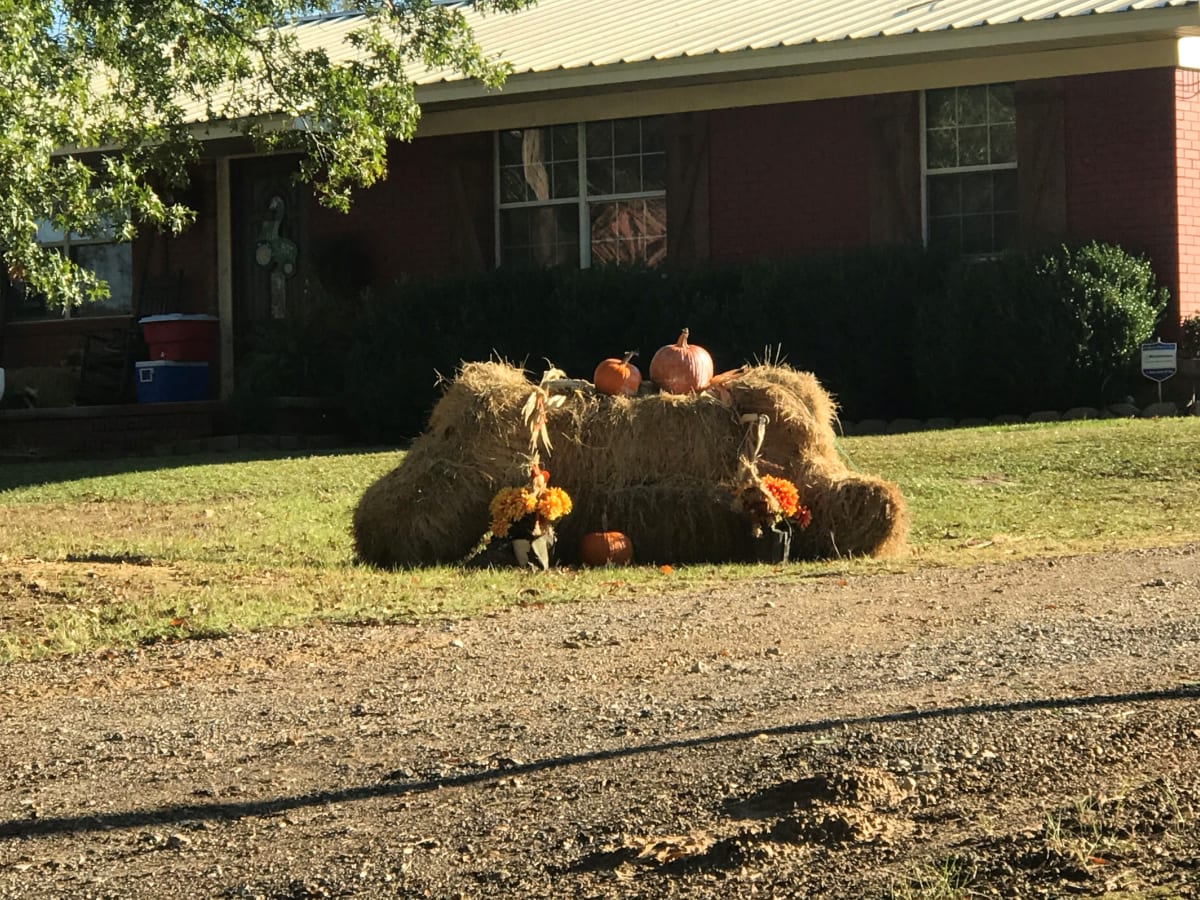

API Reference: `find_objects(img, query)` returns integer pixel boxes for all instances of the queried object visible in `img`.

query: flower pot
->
[754,522,792,564]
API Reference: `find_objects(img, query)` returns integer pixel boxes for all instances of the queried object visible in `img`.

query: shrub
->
[915,242,1167,417]
[1180,314,1200,359]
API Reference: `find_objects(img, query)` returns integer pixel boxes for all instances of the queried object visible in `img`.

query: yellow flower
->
[489,486,537,537]
[537,486,573,522]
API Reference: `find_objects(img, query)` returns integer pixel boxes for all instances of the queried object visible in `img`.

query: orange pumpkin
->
[593,351,642,397]
[649,328,714,394]
[579,531,634,567]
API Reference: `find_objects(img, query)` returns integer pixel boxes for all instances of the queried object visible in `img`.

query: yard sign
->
[1141,341,1177,383]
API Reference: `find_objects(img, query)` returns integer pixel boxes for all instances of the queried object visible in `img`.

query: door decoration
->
[255,195,298,319]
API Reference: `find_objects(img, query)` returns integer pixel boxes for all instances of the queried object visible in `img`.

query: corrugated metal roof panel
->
[186,0,1198,122]
[420,0,1198,77]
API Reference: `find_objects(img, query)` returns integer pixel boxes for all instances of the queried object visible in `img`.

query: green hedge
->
[914,242,1167,417]
[235,241,1168,442]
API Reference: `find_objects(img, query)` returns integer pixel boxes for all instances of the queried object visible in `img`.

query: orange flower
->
[536,486,573,522]
[760,475,800,519]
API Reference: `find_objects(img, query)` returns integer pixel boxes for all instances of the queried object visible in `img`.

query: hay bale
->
[352,361,907,567]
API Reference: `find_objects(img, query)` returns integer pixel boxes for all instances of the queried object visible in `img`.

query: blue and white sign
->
[1141,341,1177,383]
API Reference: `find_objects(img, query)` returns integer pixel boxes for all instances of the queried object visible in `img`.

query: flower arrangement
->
[731,413,812,539]
[735,472,812,537]
[471,367,576,569]
[487,464,573,540]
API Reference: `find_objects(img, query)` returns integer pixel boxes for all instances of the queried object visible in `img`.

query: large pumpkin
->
[579,531,634,567]
[593,351,642,397]
[649,328,714,394]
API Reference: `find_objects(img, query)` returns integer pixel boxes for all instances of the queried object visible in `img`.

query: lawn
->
[1,417,1198,661]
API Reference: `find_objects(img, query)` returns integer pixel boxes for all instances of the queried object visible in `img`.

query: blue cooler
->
[135,361,210,403]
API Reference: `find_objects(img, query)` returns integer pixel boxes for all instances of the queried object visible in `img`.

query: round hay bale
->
[352,361,907,567]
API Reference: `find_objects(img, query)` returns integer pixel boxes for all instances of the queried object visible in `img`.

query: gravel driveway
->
[2,544,1199,898]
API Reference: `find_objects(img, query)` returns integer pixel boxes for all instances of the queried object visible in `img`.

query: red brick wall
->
[1176,69,1200,324]
[707,98,873,261]
[308,132,494,283]
[1064,69,1180,320]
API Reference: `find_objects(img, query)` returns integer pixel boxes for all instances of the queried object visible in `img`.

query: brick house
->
[4,0,1200,412]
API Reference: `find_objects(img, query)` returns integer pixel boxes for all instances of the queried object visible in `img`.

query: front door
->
[231,155,308,366]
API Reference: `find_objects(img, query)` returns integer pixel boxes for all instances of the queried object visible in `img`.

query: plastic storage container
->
[139,314,219,362]
[135,361,210,403]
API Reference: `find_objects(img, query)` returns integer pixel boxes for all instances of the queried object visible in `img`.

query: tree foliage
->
[0,0,530,309]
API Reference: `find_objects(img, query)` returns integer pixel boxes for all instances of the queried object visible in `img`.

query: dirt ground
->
[1,544,1199,899]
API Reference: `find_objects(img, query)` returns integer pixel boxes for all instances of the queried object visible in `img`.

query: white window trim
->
[493,120,667,269]
[919,86,1018,254]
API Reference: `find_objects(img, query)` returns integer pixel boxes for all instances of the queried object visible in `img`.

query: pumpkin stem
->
[678,328,689,347]
[622,350,638,364]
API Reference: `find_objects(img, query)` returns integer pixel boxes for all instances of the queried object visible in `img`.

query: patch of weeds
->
[889,854,976,899]
[1041,793,1135,874]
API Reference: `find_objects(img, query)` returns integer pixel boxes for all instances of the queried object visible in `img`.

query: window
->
[923,84,1017,255]
[496,117,667,268]
[5,222,133,321]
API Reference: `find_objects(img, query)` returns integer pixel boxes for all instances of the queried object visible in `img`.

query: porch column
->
[216,157,235,401]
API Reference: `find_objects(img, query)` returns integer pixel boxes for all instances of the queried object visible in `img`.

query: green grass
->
[2,417,1198,661]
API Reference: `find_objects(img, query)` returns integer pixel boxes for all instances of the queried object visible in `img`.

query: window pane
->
[590,198,667,267]
[989,123,1016,165]
[500,205,579,268]
[551,161,578,200]
[73,243,133,315]
[959,125,989,166]
[994,169,1018,213]
[498,130,525,167]
[613,156,640,194]
[551,124,578,161]
[613,119,640,156]
[586,121,612,159]
[641,116,665,154]
[993,212,1019,251]
[928,216,961,254]
[960,214,993,255]
[926,89,957,127]
[4,281,56,320]
[927,175,960,216]
[958,86,989,126]
[960,172,993,215]
[927,129,957,169]
[587,157,613,196]
[500,166,527,204]
[989,84,1016,123]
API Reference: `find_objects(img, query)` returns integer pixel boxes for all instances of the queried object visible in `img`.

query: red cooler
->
[139,314,219,362]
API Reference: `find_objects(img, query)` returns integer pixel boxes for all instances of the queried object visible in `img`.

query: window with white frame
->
[496,116,667,268]
[5,221,133,320]
[923,84,1017,256]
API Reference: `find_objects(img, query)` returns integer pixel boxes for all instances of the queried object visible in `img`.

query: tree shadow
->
[2,683,1196,841]
[0,444,396,492]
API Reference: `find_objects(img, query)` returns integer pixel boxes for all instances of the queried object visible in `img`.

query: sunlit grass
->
[2,417,1198,661]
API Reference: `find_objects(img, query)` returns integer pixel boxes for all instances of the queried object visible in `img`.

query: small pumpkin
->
[593,351,642,397]
[649,328,714,394]
[579,531,634,567]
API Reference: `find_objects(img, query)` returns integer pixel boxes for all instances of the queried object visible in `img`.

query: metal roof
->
[178,0,1198,127]
[280,0,1200,86]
